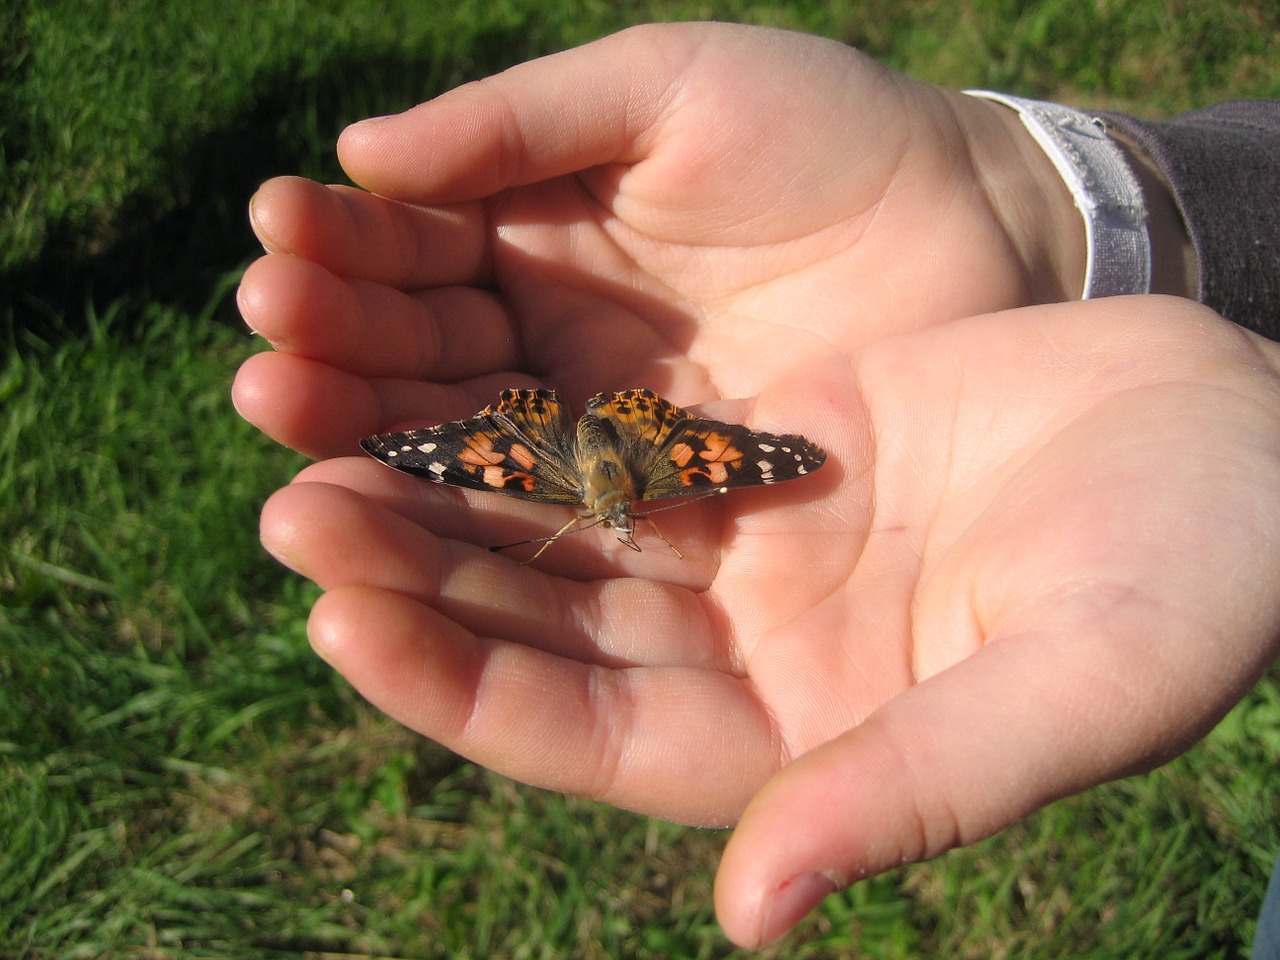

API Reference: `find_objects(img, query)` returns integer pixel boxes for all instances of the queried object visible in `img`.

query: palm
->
[473,76,1013,393]
[257,297,1280,833]
[235,25,1076,458]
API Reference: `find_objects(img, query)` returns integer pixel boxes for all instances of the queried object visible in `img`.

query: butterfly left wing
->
[642,420,826,500]
[361,387,584,503]
[586,388,827,502]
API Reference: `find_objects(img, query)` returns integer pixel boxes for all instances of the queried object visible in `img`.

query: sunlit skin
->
[233,23,1280,947]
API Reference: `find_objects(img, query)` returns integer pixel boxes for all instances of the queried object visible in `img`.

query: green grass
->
[3,1,1279,957]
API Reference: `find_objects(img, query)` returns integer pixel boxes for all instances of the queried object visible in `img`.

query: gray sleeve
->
[1097,101,1280,341]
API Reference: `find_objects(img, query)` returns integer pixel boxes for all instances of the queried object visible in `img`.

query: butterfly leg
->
[636,515,684,560]
[519,514,589,565]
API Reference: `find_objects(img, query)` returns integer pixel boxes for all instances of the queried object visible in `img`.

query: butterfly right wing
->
[360,388,585,504]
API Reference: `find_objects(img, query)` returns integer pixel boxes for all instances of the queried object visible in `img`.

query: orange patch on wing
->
[483,465,535,491]
[698,433,742,462]
[459,434,505,466]
[508,443,536,470]
[669,442,696,467]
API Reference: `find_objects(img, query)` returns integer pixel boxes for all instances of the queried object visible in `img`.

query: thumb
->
[336,24,687,203]
[713,613,1261,948]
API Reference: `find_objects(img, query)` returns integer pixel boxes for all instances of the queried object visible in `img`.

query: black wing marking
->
[360,388,584,503]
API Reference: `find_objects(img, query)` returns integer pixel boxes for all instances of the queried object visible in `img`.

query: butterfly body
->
[361,387,825,553]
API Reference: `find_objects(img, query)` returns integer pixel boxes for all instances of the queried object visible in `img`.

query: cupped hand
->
[254,294,1280,946]
[234,20,1280,950]
[234,22,1085,461]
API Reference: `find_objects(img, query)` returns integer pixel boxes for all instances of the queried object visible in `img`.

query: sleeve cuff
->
[965,90,1152,299]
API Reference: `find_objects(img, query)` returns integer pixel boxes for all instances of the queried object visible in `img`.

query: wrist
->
[957,93,1089,303]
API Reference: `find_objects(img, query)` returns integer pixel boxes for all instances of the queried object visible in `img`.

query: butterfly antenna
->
[489,514,597,564]
[632,485,729,560]
[636,486,730,518]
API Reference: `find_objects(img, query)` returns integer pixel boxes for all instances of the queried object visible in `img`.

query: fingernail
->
[760,872,838,945]
[234,284,260,336]
[246,193,280,255]
[346,114,394,130]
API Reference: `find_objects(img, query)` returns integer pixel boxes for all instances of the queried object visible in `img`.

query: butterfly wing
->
[642,420,826,500]
[583,389,690,490]
[361,388,584,504]
[586,388,827,502]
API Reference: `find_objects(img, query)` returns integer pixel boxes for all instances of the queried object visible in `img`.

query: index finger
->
[249,176,492,289]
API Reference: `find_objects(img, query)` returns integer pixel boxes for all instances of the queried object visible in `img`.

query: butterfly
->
[360,387,826,559]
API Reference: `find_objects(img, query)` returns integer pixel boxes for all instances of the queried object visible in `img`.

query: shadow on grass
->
[3,21,553,343]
